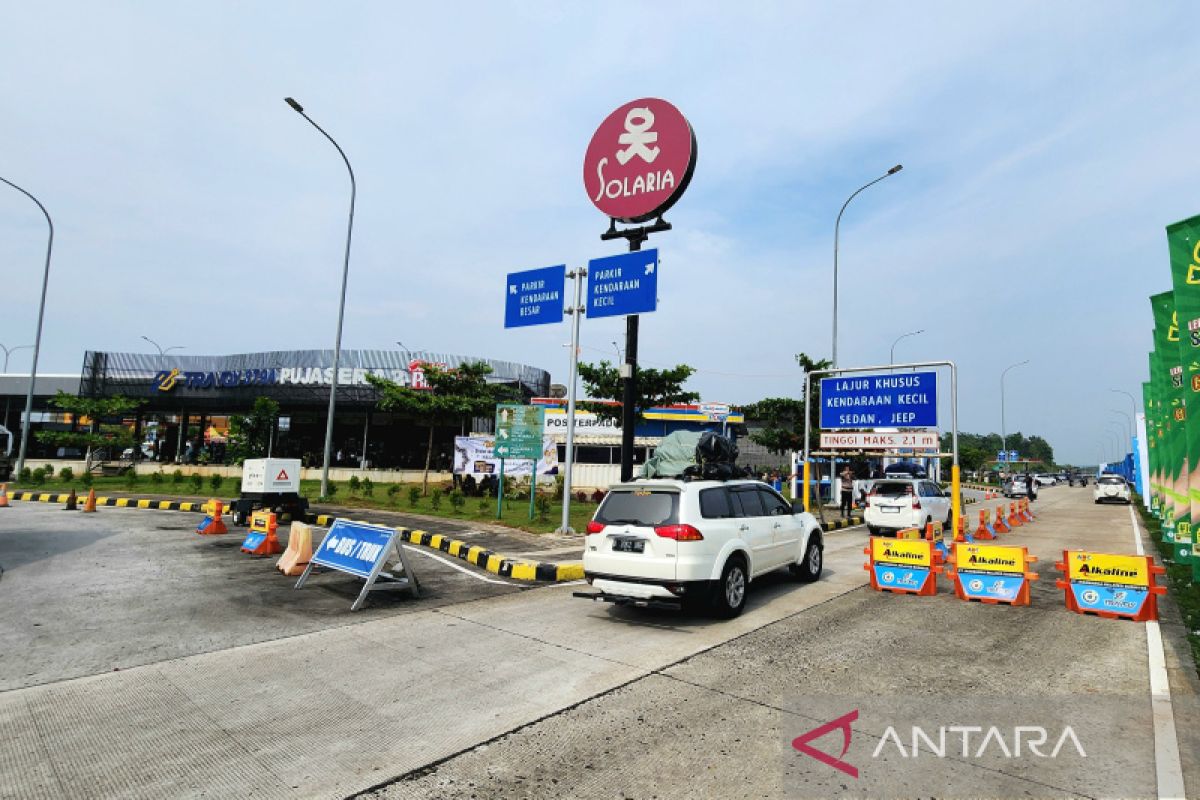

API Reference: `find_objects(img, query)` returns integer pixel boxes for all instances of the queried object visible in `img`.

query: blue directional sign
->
[505,264,566,328]
[586,249,658,319]
[311,520,395,579]
[820,371,938,429]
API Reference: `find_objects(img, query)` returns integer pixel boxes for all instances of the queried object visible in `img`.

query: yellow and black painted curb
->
[6,494,583,583]
[8,491,219,512]
[826,515,864,530]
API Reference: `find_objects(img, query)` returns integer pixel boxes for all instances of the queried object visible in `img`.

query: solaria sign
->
[583,98,696,223]
[153,360,443,392]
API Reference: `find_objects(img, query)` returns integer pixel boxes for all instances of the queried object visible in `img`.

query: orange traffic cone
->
[82,488,98,513]
[65,489,78,511]
[1008,501,1022,528]
[0,483,9,508]
[196,499,228,535]
[994,506,1010,534]
[974,509,993,540]
[276,521,314,575]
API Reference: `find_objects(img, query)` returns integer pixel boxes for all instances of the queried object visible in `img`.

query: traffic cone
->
[0,483,9,508]
[65,489,77,511]
[1008,502,1022,529]
[82,488,98,513]
[994,506,1010,534]
[974,509,992,540]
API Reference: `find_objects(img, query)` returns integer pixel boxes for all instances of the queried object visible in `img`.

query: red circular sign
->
[583,98,696,223]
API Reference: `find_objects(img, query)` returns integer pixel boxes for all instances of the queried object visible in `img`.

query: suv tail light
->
[654,524,704,541]
[585,520,605,534]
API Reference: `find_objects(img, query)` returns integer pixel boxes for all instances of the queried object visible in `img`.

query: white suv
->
[578,479,823,618]
[864,478,952,536]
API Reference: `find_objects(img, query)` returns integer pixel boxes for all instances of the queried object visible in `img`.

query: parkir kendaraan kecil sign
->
[584,98,697,223]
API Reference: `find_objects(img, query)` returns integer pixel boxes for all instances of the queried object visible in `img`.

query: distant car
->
[1094,475,1131,504]
[883,461,928,480]
[864,478,952,536]
[1034,474,1057,486]
[1004,476,1032,498]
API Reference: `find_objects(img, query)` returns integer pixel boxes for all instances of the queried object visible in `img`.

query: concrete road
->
[1,488,1196,799]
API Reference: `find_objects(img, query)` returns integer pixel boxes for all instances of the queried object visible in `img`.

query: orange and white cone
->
[82,488,98,513]
[0,483,9,508]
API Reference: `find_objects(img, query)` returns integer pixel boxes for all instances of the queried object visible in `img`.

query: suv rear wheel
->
[712,555,748,618]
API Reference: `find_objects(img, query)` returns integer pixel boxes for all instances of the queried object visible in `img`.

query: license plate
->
[881,506,900,514]
[612,538,645,553]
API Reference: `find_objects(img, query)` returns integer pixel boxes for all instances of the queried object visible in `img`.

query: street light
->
[285,96,357,500]
[0,176,53,480]
[1000,360,1029,465]
[140,336,184,356]
[1,343,33,433]
[832,164,903,368]
[889,328,924,365]
[1109,409,1132,450]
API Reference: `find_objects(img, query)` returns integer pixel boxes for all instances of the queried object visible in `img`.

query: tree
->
[35,391,144,471]
[742,397,806,455]
[576,360,699,422]
[227,397,280,463]
[368,362,518,495]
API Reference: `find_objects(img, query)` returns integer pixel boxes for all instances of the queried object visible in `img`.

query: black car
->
[883,461,928,479]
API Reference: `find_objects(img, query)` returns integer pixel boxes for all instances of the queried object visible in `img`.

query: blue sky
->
[1,2,1195,464]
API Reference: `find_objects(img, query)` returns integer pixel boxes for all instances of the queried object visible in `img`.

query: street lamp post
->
[285,97,357,500]
[0,176,53,480]
[832,164,902,368]
[889,328,924,365]
[1109,409,1132,452]
[1,343,33,433]
[1000,360,1029,467]
[140,336,184,357]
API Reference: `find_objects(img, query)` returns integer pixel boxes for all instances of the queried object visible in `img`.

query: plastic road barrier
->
[196,499,228,535]
[241,510,283,556]
[974,509,997,540]
[993,506,1010,534]
[277,521,314,576]
[864,537,941,596]
[945,543,1038,606]
[1021,498,1035,523]
[1054,550,1167,622]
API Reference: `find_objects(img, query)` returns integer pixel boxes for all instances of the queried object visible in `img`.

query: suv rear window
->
[1098,476,1124,485]
[596,490,679,527]
[872,481,912,497]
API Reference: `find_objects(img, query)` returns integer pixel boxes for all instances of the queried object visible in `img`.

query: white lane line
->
[1128,504,1186,800]
[401,545,522,586]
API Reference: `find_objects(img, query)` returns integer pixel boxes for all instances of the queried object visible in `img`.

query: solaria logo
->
[154,368,181,392]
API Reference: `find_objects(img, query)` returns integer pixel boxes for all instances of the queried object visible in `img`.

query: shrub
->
[536,494,551,521]
[591,488,606,504]
[477,498,489,515]
[407,486,421,508]
[430,491,442,511]
[18,467,31,484]
[172,469,184,485]
[348,475,361,495]
[59,466,75,482]
[554,475,565,500]
[449,489,465,514]
[43,464,54,478]
[209,474,224,492]
[361,477,374,497]
[149,470,163,485]
[325,482,338,497]
[32,468,47,486]
[189,473,203,492]
[233,478,242,494]
[80,471,93,488]
[123,470,138,489]
[386,483,400,499]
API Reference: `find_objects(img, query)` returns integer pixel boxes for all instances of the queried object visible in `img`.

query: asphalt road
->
[1,487,1196,799]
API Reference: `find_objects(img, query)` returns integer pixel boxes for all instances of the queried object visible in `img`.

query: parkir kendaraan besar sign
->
[583,98,697,223]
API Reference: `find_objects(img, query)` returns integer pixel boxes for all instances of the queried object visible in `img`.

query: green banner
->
[1143,380,1158,516]
[1169,215,1200,566]
[1151,292,1180,540]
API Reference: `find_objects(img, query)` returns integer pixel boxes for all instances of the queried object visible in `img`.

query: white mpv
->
[864,478,953,536]
[1093,475,1131,504]
[577,479,824,618]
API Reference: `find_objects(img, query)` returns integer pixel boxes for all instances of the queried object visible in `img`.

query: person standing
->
[839,465,855,518]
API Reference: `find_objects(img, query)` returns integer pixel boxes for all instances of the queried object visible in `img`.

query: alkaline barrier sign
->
[505,264,566,328]
[586,249,658,319]
[820,372,937,429]
[947,543,1036,605]
[1055,550,1166,622]
[864,537,938,596]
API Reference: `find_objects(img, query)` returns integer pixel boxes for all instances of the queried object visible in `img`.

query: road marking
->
[401,545,521,586]
[1128,504,1186,800]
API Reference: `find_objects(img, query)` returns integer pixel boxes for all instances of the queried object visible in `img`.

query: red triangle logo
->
[276,469,289,481]
[792,709,858,778]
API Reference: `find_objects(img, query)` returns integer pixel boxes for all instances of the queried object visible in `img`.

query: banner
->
[1151,292,1180,539]
[1168,215,1200,563]
[452,435,558,478]
[1142,382,1155,512]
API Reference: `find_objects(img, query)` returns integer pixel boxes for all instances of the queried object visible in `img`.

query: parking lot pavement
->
[2,488,1196,799]
[0,504,523,692]
[363,486,1200,799]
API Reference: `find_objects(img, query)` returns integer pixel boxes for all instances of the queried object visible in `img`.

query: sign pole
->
[529,457,538,520]
[619,237,641,482]
[558,268,585,534]
[496,458,505,519]
[802,370,812,512]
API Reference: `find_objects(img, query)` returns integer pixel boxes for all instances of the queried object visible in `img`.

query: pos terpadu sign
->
[820,372,938,429]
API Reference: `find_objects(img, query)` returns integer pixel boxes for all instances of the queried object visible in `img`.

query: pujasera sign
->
[584,98,697,223]
[153,359,444,392]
